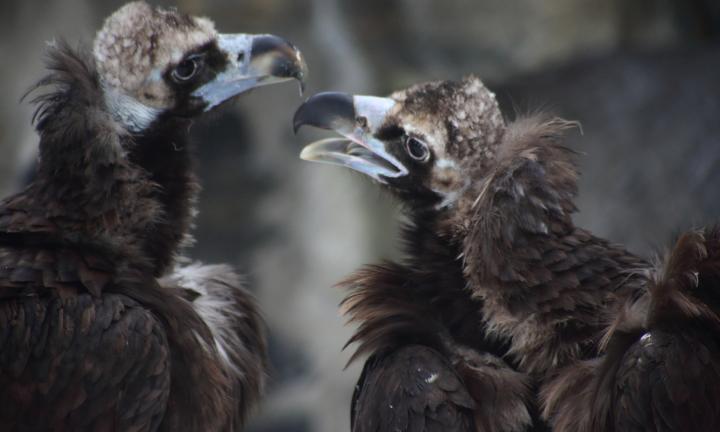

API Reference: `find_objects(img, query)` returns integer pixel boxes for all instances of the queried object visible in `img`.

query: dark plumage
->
[294,80,542,431]
[294,77,720,431]
[0,2,305,431]
[341,234,532,432]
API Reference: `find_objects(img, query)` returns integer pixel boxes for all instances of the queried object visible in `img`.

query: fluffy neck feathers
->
[341,213,502,364]
[453,115,646,375]
[24,42,198,276]
[460,116,580,293]
[127,118,199,276]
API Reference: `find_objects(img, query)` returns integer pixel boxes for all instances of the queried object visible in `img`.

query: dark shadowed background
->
[1,1,719,431]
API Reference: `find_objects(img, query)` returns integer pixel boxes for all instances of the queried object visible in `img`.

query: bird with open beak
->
[294,77,720,432]
[0,2,305,431]
[294,78,541,431]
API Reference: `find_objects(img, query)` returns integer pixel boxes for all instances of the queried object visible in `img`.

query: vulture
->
[0,2,305,431]
[293,77,720,432]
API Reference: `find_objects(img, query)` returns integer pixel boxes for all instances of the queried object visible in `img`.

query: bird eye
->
[405,136,430,162]
[172,57,200,82]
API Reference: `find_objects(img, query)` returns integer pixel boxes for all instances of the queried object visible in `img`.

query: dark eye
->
[405,136,430,162]
[172,57,201,82]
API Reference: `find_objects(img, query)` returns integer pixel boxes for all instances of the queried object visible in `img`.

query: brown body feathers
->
[302,78,720,431]
[0,3,270,430]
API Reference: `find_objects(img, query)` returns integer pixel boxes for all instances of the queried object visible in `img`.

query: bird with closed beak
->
[294,77,720,431]
[0,2,305,431]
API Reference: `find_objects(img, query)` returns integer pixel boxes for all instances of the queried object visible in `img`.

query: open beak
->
[292,92,408,183]
[193,34,307,111]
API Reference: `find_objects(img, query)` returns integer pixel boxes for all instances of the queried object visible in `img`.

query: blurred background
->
[1,0,719,430]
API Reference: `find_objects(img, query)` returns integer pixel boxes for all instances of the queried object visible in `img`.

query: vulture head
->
[293,77,505,211]
[24,1,306,275]
[93,1,306,133]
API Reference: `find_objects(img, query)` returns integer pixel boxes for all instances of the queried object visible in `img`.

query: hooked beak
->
[293,92,408,183]
[193,34,307,111]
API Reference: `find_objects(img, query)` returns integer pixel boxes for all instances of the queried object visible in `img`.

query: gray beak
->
[293,92,408,182]
[193,34,307,111]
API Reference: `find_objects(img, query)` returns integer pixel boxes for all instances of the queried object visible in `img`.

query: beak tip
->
[292,106,305,135]
[290,92,356,135]
[249,35,308,88]
[207,33,307,106]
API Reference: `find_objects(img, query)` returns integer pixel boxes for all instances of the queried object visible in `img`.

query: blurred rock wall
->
[1,1,718,431]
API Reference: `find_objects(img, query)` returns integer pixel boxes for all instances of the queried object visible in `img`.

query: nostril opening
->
[237,52,245,63]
